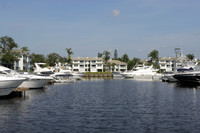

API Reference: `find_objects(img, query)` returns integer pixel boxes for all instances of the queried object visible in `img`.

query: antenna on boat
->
[174,48,181,58]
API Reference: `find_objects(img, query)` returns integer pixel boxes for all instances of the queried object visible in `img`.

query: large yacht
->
[173,70,200,84]
[34,63,84,81]
[0,75,25,96]
[0,66,53,89]
[121,64,161,79]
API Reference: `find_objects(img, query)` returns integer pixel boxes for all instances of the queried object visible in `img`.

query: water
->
[1,79,200,133]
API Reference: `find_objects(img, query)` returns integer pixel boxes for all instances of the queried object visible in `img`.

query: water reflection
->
[174,82,200,89]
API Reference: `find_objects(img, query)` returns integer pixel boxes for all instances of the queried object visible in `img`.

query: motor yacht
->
[0,75,25,96]
[173,70,200,84]
[121,64,162,80]
[34,63,54,75]
[0,66,53,89]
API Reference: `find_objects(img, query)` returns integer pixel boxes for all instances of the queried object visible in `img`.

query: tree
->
[97,52,103,58]
[127,57,141,70]
[114,49,118,60]
[0,36,18,53]
[0,36,19,68]
[46,53,61,66]
[148,50,159,63]
[59,57,68,63]
[65,48,73,64]
[107,62,112,71]
[21,46,30,52]
[31,53,46,65]
[121,53,130,63]
[111,63,116,72]
[103,50,110,64]
[186,54,195,60]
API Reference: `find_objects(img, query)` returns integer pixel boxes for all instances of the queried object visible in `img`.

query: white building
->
[107,60,127,72]
[13,49,31,71]
[158,57,174,72]
[72,57,104,72]
[71,57,127,72]
[158,56,197,72]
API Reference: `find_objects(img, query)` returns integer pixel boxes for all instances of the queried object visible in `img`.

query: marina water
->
[1,79,200,133]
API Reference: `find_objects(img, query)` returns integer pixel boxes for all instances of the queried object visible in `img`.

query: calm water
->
[1,79,200,133]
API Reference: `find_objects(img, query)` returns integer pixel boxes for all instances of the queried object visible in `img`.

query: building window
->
[74,64,78,67]
[97,64,102,67]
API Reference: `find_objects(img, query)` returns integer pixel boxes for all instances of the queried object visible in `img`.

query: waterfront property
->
[107,60,127,72]
[71,57,127,73]
[72,57,104,72]
[158,57,198,72]
[13,49,32,71]
[158,57,175,72]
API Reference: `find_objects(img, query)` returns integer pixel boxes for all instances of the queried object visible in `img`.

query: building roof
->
[159,57,176,61]
[71,57,103,61]
[12,49,30,55]
[107,60,127,65]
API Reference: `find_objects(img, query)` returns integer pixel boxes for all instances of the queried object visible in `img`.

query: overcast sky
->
[1,0,200,59]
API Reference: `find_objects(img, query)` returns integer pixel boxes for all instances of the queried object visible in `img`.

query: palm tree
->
[121,53,129,63]
[103,50,110,64]
[97,52,103,58]
[186,54,195,60]
[65,48,73,64]
[148,50,159,63]
[111,63,116,72]
[21,46,30,53]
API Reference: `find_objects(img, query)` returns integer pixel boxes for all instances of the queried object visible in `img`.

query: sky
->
[1,0,200,59]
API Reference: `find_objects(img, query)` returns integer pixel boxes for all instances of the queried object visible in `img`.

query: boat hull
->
[19,78,52,89]
[173,73,200,84]
[121,73,134,78]
[0,78,25,96]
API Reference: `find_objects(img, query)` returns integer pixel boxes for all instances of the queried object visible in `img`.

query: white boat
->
[18,74,53,88]
[112,72,124,79]
[0,66,53,89]
[0,75,25,96]
[35,63,84,80]
[34,63,54,75]
[121,64,162,80]
[51,71,76,83]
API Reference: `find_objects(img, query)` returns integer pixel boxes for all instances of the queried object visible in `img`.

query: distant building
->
[158,56,197,72]
[71,57,127,72]
[158,57,175,72]
[107,60,127,72]
[72,57,104,72]
[13,49,32,71]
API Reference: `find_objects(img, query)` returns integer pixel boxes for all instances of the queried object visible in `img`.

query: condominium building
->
[71,57,127,72]
[158,56,197,72]
[107,60,127,72]
[13,49,32,71]
[72,57,104,72]
[158,57,175,72]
